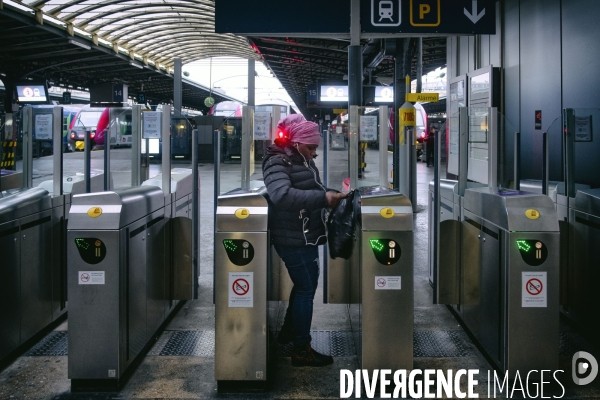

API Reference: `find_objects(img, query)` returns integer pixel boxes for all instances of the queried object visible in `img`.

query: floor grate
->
[413,331,471,357]
[559,331,598,358]
[25,331,68,356]
[158,330,214,356]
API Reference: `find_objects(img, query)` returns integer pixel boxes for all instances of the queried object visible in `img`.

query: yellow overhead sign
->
[406,93,440,103]
[333,109,347,115]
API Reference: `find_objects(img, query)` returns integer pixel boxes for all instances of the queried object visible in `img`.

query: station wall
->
[447,0,600,187]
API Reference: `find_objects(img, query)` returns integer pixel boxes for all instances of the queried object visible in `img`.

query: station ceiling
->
[0,0,447,116]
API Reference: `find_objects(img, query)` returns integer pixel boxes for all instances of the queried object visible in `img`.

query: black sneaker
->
[277,325,294,344]
[291,344,334,367]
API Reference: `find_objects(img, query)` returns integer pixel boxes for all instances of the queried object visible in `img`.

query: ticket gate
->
[0,187,67,361]
[214,188,270,390]
[67,185,185,390]
[355,186,414,371]
[433,107,560,375]
[459,188,559,373]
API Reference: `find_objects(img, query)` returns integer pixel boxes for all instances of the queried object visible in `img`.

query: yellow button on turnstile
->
[235,208,250,219]
[380,208,395,218]
[87,207,102,218]
[525,209,540,220]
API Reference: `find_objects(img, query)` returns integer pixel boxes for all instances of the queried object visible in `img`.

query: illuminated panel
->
[75,238,106,264]
[222,239,254,266]
[516,239,547,266]
[369,238,401,265]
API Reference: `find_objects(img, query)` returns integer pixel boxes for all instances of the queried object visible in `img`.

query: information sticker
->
[229,272,253,307]
[522,271,547,307]
[375,276,401,290]
[79,271,105,285]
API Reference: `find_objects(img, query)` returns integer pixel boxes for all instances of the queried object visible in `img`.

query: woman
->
[262,115,346,367]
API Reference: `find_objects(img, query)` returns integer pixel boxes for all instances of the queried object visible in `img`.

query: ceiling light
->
[130,61,144,69]
[68,39,91,50]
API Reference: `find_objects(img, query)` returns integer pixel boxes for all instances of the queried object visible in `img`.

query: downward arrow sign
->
[464,0,485,24]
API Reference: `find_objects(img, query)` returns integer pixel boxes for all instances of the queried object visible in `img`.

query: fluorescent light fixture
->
[69,39,91,50]
[129,61,144,69]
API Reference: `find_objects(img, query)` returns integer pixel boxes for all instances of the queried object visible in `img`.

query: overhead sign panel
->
[406,92,439,102]
[362,0,497,34]
[216,0,495,36]
[215,0,348,34]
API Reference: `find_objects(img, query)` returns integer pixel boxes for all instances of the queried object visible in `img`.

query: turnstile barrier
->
[214,188,269,388]
[67,185,187,389]
[355,186,414,371]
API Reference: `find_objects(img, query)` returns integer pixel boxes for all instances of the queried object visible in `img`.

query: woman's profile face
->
[296,143,318,160]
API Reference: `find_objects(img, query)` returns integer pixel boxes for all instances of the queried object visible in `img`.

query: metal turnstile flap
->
[463,187,559,232]
[429,179,458,202]
[216,187,268,232]
[358,186,413,231]
[575,188,600,216]
[0,187,51,224]
[37,169,106,195]
[68,185,164,230]
[141,168,194,201]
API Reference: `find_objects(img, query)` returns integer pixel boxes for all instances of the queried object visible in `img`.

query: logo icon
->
[371,0,401,27]
[572,351,598,385]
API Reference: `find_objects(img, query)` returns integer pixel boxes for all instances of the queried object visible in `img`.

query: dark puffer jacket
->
[262,143,328,247]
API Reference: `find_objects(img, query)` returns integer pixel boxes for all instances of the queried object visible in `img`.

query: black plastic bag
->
[327,190,357,259]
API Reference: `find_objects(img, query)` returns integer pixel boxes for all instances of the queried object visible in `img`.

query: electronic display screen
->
[369,239,401,265]
[75,238,107,264]
[375,86,394,103]
[516,239,547,266]
[320,85,348,102]
[16,84,49,103]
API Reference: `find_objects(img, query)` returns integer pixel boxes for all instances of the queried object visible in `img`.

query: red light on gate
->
[278,131,284,138]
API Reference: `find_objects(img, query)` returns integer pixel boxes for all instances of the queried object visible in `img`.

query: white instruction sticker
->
[522,271,547,307]
[229,272,253,307]
[375,276,401,290]
[79,271,105,285]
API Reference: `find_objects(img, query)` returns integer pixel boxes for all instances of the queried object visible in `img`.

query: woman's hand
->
[326,191,348,208]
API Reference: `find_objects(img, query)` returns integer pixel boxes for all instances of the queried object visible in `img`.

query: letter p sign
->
[410,0,440,26]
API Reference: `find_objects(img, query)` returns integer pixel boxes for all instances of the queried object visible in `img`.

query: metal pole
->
[433,110,440,303]
[349,106,359,189]
[84,110,91,193]
[379,106,389,188]
[416,38,423,94]
[22,106,33,188]
[131,104,142,186]
[488,107,498,190]
[247,59,255,107]
[514,131,521,191]
[192,126,199,300]
[542,132,548,195]
[241,106,254,191]
[563,109,575,198]
[103,109,111,191]
[52,106,63,196]
[174,58,182,117]
[162,104,172,196]
[213,127,220,305]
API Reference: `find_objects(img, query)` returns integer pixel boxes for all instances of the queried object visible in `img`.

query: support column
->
[174,58,182,116]
[393,39,411,190]
[416,38,423,93]
[247,59,255,107]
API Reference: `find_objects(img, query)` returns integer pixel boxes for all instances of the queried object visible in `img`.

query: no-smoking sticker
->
[522,272,547,307]
[78,271,105,285]
[229,272,253,308]
[374,276,401,290]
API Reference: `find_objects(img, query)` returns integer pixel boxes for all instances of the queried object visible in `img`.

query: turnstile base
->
[217,380,268,393]
[71,379,123,392]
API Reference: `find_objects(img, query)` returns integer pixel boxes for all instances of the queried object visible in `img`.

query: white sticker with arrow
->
[464,0,485,24]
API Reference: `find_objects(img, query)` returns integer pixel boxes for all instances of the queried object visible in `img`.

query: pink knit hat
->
[277,114,306,134]
[288,120,321,145]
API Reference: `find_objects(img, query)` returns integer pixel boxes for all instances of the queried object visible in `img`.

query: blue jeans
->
[274,244,320,347]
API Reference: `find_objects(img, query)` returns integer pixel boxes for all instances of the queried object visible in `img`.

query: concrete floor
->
[1,145,599,399]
